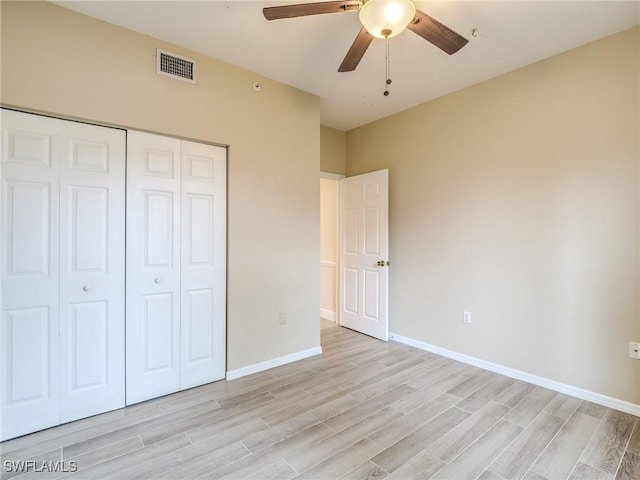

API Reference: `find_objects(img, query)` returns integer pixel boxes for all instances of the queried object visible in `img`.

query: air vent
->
[156,49,196,84]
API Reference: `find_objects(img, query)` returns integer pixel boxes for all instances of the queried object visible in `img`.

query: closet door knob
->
[154,277,161,284]
[83,285,92,292]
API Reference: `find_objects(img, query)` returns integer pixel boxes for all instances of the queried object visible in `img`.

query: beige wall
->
[0,1,320,371]
[347,27,640,404]
[320,125,347,175]
[320,178,339,318]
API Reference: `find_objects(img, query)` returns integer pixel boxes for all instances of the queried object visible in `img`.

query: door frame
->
[320,172,344,325]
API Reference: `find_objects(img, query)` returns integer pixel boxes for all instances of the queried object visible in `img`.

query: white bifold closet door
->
[0,109,125,441]
[126,131,226,405]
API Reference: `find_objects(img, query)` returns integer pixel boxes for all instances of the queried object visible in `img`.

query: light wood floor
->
[1,320,639,480]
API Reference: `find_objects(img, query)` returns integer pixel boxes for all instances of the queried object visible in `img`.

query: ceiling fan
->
[263,0,468,73]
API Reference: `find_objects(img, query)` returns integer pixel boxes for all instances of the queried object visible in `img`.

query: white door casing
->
[0,109,126,440]
[339,169,389,341]
[126,132,182,404]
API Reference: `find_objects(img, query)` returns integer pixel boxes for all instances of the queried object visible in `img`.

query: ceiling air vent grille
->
[156,49,196,84]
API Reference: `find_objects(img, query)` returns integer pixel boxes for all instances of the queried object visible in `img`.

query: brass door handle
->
[376,260,390,267]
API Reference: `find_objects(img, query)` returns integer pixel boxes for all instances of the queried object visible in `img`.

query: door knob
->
[83,284,92,292]
[154,277,161,284]
[376,260,385,267]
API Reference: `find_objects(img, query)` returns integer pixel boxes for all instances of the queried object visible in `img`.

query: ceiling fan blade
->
[338,27,373,72]
[407,9,468,55]
[263,1,361,20]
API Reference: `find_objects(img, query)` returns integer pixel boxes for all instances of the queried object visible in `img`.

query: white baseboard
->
[225,346,322,381]
[389,332,640,417]
[320,308,336,322]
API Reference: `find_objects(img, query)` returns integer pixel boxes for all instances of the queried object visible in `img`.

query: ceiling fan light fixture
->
[359,0,416,38]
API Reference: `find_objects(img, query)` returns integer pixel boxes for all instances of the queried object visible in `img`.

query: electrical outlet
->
[629,341,640,359]
[279,311,287,325]
[463,311,471,325]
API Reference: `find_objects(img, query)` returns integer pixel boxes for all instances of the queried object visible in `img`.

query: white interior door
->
[339,169,389,341]
[126,131,226,404]
[126,131,181,404]
[1,109,126,440]
[1,111,61,439]
[180,141,226,388]
[58,121,125,423]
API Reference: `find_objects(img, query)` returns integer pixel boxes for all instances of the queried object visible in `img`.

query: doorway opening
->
[321,169,389,340]
[320,173,343,329]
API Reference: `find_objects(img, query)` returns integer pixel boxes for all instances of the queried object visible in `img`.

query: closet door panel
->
[180,141,226,389]
[142,292,176,371]
[4,181,53,281]
[126,131,181,405]
[1,110,60,440]
[59,121,125,422]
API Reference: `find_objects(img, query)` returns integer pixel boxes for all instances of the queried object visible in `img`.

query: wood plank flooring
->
[1,320,639,480]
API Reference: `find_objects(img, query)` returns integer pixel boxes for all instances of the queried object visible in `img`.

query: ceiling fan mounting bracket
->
[341,2,362,11]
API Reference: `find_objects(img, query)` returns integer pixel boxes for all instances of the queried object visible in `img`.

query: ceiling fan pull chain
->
[384,35,391,96]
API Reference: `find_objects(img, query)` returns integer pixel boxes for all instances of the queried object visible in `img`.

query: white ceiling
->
[54,0,640,131]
